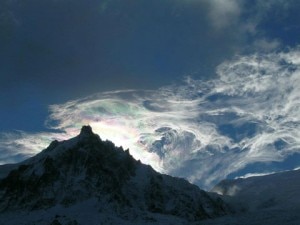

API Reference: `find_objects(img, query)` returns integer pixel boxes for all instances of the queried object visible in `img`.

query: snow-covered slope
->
[0,126,229,225]
[204,169,300,225]
[212,169,300,211]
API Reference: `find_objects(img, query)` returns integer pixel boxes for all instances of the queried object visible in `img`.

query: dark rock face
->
[0,126,230,222]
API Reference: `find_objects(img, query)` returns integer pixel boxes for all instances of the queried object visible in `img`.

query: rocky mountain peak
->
[0,126,230,224]
[79,125,94,137]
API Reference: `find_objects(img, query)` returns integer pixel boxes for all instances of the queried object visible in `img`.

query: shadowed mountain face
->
[0,126,229,224]
[206,170,300,225]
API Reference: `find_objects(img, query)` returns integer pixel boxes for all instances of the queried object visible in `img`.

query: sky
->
[1,0,300,190]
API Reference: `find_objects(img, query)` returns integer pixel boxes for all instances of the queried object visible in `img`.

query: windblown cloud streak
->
[1,47,300,189]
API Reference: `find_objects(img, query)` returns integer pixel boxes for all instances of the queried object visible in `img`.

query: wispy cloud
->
[0,131,69,165]
[203,0,292,54]
[235,171,277,179]
[253,38,281,52]
[206,0,241,30]
[1,47,300,189]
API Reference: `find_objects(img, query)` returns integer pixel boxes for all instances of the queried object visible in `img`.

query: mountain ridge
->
[205,168,300,225]
[0,126,229,225]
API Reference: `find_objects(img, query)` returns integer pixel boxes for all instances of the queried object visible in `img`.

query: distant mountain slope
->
[204,169,300,225]
[0,126,229,225]
[212,169,300,211]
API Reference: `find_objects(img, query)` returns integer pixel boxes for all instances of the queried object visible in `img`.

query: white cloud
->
[1,47,300,189]
[235,171,277,179]
[0,131,70,164]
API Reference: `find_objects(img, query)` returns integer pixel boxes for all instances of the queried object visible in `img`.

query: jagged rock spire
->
[79,125,94,136]
[0,125,230,224]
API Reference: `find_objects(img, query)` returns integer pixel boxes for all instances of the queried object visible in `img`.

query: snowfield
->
[205,169,300,225]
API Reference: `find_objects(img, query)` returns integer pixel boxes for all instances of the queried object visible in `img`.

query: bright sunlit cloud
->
[1,47,300,189]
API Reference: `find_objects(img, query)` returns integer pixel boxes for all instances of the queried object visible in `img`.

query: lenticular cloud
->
[1,48,300,189]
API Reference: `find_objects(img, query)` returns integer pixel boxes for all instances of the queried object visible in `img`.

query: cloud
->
[203,0,296,54]
[0,131,70,165]
[235,171,277,179]
[240,0,294,37]
[1,47,300,189]
[253,38,281,52]
[206,0,241,30]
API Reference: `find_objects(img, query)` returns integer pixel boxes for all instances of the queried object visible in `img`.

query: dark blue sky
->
[3,0,299,132]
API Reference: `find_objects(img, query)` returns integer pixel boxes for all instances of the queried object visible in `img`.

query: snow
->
[0,197,191,225]
[0,126,227,224]
[212,169,300,211]
[206,169,300,225]
[200,208,300,225]
[1,126,299,225]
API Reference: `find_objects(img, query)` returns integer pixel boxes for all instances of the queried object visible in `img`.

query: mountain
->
[205,169,300,225]
[0,126,229,225]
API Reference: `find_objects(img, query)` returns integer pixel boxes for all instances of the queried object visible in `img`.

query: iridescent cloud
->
[1,47,300,189]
